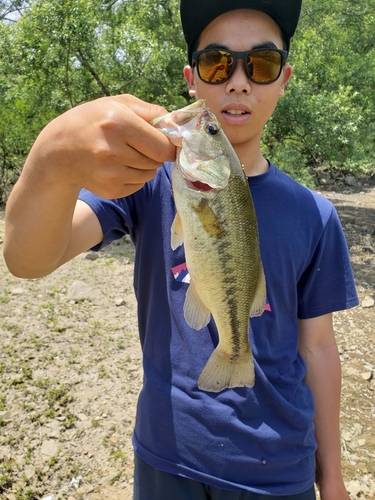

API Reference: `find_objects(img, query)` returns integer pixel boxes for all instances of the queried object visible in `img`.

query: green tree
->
[0,0,187,202]
[1,0,375,201]
[262,0,375,183]
[0,1,27,20]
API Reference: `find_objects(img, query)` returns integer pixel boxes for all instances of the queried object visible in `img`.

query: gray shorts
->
[133,453,316,500]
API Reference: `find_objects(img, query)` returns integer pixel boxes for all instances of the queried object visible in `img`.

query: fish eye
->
[205,123,220,136]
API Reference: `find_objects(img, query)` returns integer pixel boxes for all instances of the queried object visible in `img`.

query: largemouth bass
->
[152,99,266,392]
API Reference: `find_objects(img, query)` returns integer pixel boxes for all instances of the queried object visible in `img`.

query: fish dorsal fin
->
[184,281,211,330]
[171,213,184,250]
[250,263,267,317]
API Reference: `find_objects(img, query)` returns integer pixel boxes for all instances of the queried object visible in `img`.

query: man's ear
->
[183,65,196,96]
[279,64,293,97]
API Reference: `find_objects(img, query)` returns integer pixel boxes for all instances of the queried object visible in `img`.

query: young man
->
[4,1,358,499]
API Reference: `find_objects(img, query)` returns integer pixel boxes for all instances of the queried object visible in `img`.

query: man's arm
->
[4,94,175,278]
[298,313,350,500]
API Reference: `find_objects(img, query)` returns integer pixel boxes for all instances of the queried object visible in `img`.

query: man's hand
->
[4,94,176,278]
[30,94,176,199]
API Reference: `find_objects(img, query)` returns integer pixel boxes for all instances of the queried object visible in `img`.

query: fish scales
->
[184,176,259,356]
[151,99,266,392]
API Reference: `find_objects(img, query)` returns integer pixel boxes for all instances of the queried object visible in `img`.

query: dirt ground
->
[0,171,375,500]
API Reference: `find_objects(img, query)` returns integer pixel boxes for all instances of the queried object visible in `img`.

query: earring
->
[189,89,196,96]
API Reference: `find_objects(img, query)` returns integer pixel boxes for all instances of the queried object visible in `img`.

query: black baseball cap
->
[180,0,302,64]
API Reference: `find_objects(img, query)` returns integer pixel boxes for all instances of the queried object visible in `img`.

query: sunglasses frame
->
[192,47,289,85]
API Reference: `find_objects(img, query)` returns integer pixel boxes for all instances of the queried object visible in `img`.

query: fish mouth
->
[186,180,216,192]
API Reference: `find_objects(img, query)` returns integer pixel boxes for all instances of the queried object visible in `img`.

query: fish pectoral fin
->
[171,212,184,250]
[250,263,267,317]
[198,346,255,392]
[183,282,211,330]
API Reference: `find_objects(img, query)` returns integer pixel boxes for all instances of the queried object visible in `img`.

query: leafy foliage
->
[263,0,375,182]
[0,0,375,201]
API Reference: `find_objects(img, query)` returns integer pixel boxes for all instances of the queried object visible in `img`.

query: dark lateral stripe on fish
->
[213,177,255,359]
[216,235,243,358]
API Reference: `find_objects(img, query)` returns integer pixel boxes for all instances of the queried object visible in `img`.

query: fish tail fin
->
[198,347,255,393]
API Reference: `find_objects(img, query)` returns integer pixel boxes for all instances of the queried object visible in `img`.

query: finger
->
[87,164,159,199]
[94,162,159,186]
[113,94,169,122]
[86,181,150,200]
[93,138,167,174]
[112,95,176,164]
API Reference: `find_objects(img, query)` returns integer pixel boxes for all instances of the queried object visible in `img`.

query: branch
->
[115,54,152,94]
[65,39,74,107]
[76,47,111,96]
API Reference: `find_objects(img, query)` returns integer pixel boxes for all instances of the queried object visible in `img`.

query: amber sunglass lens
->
[198,50,233,83]
[248,50,282,83]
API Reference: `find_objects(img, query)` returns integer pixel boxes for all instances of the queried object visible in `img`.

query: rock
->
[66,280,100,301]
[353,423,363,435]
[54,319,74,332]
[76,419,91,429]
[362,243,375,253]
[99,472,121,485]
[84,252,99,261]
[110,435,119,444]
[40,439,59,458]
[361,371,373,381]
[346,480,362,497]
[23,466,35,480]
[362,296,375,308]
[115,298,126,307]
[345,175,357,186]
[77,413,89,421]
[342,431,352,442]
[78,485,96,495]
[10,286,25,295]
[0,411,12,421]
[69,475,84,489]
[44,421,62,438]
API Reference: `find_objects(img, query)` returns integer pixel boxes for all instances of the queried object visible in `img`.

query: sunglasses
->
[192,48,289,85]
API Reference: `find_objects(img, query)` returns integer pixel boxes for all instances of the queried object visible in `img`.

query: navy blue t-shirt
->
[79,162,358,495]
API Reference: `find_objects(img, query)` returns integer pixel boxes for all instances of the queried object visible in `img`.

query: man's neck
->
[235,144,269,177]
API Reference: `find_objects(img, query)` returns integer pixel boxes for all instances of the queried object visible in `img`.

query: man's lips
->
[223,109,248,115]
[222,104,251,115]
[221,104,251,123]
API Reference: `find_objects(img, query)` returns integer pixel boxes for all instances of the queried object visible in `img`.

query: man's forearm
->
[4,156,82,279]
[304,342,343,483]
[301,337,350,499]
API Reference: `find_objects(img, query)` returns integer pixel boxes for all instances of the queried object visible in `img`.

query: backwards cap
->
[180,0,302,64]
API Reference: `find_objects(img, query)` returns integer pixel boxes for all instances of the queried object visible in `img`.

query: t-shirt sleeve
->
[78,185,150,251]
[297,206,359,318]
